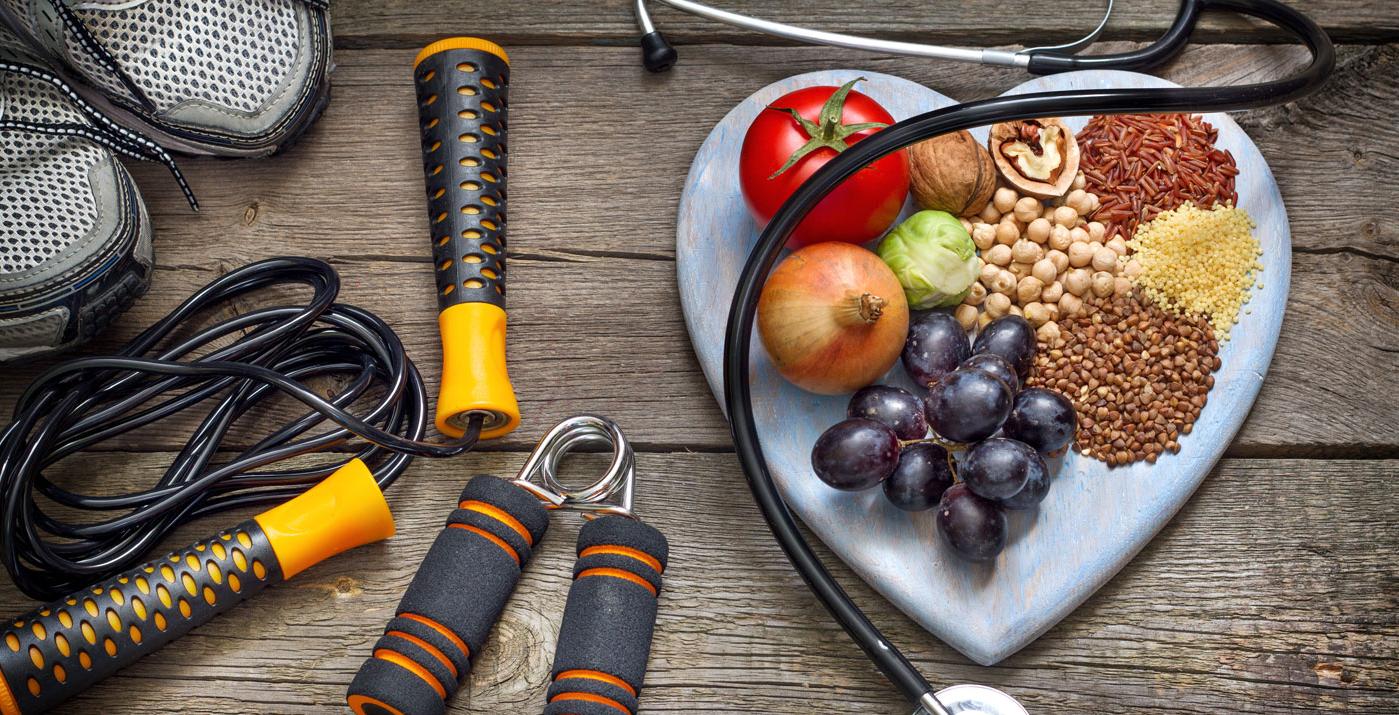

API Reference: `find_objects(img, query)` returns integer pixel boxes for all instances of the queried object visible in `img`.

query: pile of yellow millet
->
[1126,203,1261,339]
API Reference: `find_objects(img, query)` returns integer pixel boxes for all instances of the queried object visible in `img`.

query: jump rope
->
[0,0,1333,712]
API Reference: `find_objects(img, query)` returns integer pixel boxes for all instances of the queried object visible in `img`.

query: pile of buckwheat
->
[1028,291,1221,467]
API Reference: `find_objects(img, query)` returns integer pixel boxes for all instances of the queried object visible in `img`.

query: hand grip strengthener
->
[347,415,669,715]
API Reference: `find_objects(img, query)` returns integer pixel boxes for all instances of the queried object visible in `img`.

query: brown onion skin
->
[757,242,909,394]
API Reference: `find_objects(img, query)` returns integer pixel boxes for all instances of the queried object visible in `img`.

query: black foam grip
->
[0,522,282,715]
[544,517,668,715]
[347,476,548,715]
[414,46,510,312]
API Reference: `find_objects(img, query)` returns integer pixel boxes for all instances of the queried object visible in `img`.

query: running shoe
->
[0,30,192,361]
[0,0,333,156]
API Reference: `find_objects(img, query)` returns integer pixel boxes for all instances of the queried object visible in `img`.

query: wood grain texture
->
[2,45,1393,454]
[327,0,1399,46]
[0,453,1392,714]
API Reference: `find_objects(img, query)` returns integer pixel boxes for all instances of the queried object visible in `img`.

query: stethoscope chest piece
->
[922,685,1027,715]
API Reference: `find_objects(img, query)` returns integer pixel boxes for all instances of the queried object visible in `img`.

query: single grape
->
[936,483,1008,562]
[1003,387,1077,454]
[1001,447,1052,509]
[924,369,1012,443]
[882,443,954,511]
[957,353,1020,393]
[902,312,971,387]
[961,438,1037,500]
[847,385,928,441]
[811,419,900,491]
[972,315,1036,378]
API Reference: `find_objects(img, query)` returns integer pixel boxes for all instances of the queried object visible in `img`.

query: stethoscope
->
[630,0,1335,713]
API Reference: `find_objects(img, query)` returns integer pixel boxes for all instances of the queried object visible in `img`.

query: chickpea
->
[992,187,1018,214]
[1048,224,1072,252]
[985,292,1011,317]
[985,243,1013,267]
[1031,258,1057,285]
[978,311,993,329]
[1071,171,1087,191]
[1106,236,1128,256]
[1087,221,1106,242]
[979,202,1002,224]
[1007,304,1024,318]
[1114,276,1133,297]
[1053,205,1079,228]
[1059,293,1083,317]
[1042,203,1058,221]
[1017,275,1044,304]
[1036,320,1062,345]
[959,217,973,234]
[971,222,996,251]
[1088,241,1104,254]
[1065,189,1088,214]
[1122,259,1144,278]
[995,217,1021,246]
[980,261,1000,286]
[1091,270,1115,298]
[964,281,988,306]
[1082,192,1101,214]
[1023,301,1051,327]
[1044,302,1060,321]
[1070,226,1090,244]
[1064,268,1092,296]
[989,269,1017,296]
[1011,239,1043,264]
[1091,247,1119,273]
[1041,280,1064,304]
[1068,241,1095,268]
[1046,249,1069,274]
[1026,218,1052,244]
[1009,261,1033,280]
[1013,196,1041,224]
[954,304,979,331]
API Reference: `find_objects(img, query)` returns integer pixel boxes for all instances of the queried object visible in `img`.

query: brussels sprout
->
[877,210,979,309]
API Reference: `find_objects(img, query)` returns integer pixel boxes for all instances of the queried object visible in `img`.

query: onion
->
[757,242,909,394]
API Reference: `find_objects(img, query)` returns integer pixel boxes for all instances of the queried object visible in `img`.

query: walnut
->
[989,118,1080,199]
[906,130,997,217]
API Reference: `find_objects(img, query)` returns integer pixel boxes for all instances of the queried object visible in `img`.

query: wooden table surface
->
[2,2,1396,713]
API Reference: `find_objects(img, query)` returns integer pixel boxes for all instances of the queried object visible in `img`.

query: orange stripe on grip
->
[373,648,448,699]
[401,613,471,662]
[549,692,632,715]
[576,567,657,597]
[448,523,520,564]
[459,500,534,546]
[347,693,408,715]
[387,630,458,679]
[555,669,637,698]
[579,545,663,575]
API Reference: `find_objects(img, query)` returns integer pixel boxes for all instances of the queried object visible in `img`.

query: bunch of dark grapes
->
[811,314,1077,563]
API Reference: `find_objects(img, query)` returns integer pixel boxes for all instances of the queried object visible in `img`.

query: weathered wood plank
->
[327,0,1399,46]
[1,453,1393,713]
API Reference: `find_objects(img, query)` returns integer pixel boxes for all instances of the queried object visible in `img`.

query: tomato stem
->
[766,77,889,179]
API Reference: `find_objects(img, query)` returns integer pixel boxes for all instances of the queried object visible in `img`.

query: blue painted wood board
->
[675,70,1289,666]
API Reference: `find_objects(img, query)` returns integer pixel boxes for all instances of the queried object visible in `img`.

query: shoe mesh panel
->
[66,0,300,114]
[0,72,102,274]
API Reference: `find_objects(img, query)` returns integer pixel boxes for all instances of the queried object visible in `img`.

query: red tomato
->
[739,80,910,248]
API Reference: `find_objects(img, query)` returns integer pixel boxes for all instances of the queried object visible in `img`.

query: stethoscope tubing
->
[720,0,1332,709]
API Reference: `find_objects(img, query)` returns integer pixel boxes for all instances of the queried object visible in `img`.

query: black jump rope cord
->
[0,257,481,600]
[724,0,1333,706]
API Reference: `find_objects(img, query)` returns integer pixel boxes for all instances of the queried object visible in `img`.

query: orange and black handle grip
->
[0,460,394,715]
[347,475,550,715]
[413,37,520,442]
[544,517,669,715]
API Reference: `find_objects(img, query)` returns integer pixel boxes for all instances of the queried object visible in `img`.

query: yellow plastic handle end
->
[254,459,396,580]
[436,302,520,441]
[414,37,510,69]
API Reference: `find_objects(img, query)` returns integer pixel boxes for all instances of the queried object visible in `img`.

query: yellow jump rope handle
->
[414,38,520,441]
[0,461,394,715]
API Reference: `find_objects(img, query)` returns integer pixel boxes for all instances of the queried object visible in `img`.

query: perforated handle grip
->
[413,38,519,441]
[544,517,669,715]
[347,475,549,715]
[0,523,282,715]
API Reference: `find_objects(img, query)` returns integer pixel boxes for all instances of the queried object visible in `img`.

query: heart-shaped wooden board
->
[676,70,1288,665]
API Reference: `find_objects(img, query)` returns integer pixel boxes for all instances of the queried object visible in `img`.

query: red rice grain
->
[1077,114,1239,242]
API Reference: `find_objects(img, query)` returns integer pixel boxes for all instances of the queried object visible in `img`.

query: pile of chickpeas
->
[953,172,1141,348]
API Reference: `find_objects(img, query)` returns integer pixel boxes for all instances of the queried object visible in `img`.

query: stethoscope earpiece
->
[640,30,677,72]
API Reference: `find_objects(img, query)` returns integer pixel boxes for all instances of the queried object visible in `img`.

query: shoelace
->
[53,0,331,116]
[0,58,197,210]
